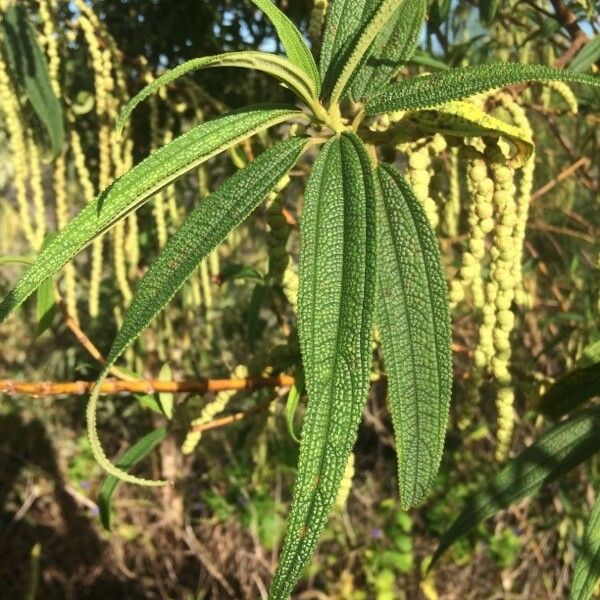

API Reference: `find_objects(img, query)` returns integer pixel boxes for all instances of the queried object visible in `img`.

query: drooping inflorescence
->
[450,144,495,309]
[403,134,447,229]
[0,52,39,249]
[182,364,249,454]
[446,89,538,459]
[266,174,298,310]
[309,0,328,49]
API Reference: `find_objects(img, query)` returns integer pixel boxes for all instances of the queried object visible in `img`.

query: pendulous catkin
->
[0,52,37,249]
[335,452,355,510]
[309,0,328,47]
[182,365,249,454]
[266,174,298,309]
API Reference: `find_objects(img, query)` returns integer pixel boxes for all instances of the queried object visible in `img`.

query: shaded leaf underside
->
[268,133,377,599]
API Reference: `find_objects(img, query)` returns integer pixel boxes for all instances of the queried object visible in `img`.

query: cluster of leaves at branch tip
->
[0,0,599,598]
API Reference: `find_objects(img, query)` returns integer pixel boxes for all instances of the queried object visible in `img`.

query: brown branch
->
[527,222,596,244]
[1,339,471,398]
[548,0,589,67]
[0,375,296,398]
[530,157,590,201]
[54,290,134,381]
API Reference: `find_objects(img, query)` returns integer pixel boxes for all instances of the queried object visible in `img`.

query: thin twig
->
[530,157,590,202]
[53,287,134,381]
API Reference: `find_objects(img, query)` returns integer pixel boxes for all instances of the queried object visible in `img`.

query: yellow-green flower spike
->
[26,136,46,249]
[451,145,493,308]
[309,0,328,48]
[544,80,579,114]
[0,53,37,249]
[182,365,249,454]
[495,386,515,461]
[54,152,78,320]
[405,140,440,229]
[266,174,299,309]
[335,452,355,510]
[486,142,519,459]
[39,0,61,96]
[496,93,535,308]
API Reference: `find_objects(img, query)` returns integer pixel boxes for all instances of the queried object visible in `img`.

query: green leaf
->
[35,276,55,336]
[217,263,264,284]
[87,135,310,487]
[478,0,500,24]
[0,106,301,323]
[97,427,168,531]
[366,63,600,114]
[1,5,64,156]
[117,52,318,135]
[134,393,164,415]
[329,0,406,104]
[432,407,600,565]
[319,0,379,95]
[409,49,451,72]
[399,100,534,166]
[578,340,600,369]
[268,133,377,599]
[571,493,600,600]
[538,363,600,419]
[376,165,452,509]
[569,35,600,74]
[285,369,304,444]
[350,0,426,102]
[249,0,320,95]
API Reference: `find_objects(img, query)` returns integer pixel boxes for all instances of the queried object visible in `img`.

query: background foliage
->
[0,0,599,598]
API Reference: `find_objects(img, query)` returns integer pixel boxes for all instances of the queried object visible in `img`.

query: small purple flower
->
[80,480,90,490]
[370,528,384,539]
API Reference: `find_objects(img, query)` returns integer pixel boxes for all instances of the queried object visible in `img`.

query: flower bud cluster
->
[545,81,579,114]
[182,365,249,454]
[335,452,355,510]
[0,54,39,248]
[450,146,493,308]
[266,175,299,309]
[405,135,447,228]
[39,0,61,96]
[496,93,535,308]
[484,142,519,461]
[309,0,328,45]
[443,147,461,238]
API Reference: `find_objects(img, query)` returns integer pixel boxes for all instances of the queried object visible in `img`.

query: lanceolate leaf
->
[269,133,377,599]
[249,0,320,94]
[88,136,310,487]
[117,52,317,135]
[97,427,168,531]
[376,165,452,509]
[569,35,600,74]
[0,106,301,323]
[329,0,406,104]
[319,0,380,95]
[402,100,534,165]
[538,362,600,419]
[433,407,600,565]
[1,5,64,156]
[366,63,600,114]
[350,0,426,102]
[35,276,56,336]
[571,493,600,600]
